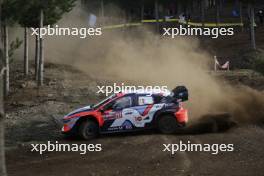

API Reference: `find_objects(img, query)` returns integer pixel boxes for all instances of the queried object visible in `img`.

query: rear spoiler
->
[171,86,189,102]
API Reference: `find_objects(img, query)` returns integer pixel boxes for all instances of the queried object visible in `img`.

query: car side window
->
[112,96,132,110]
[138,96,154,106]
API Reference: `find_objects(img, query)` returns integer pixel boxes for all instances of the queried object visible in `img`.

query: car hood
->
[65,105,93,118]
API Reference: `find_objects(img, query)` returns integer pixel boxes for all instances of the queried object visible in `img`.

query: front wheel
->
[157,115,178,134]
[78,120,99,140]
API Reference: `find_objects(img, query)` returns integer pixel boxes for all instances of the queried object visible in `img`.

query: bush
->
[254,58,264,75]
[237,49,264,75]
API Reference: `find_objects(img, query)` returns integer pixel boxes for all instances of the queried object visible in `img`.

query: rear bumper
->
[175,107,188,124]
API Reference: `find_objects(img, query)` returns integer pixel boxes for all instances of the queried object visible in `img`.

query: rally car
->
[62,86,189,140]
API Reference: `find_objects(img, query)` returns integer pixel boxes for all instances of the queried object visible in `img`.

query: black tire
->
[78,120,99,140]
[157,115,178,134]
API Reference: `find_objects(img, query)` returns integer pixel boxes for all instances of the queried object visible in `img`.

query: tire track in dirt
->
[161,135,191,174]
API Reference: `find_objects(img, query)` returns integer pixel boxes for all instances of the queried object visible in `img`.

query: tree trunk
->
[155,0,160,32]
[0,1,8,175]
[35,34,39,81]
[141,1,144,22]
[186,0,191,25]
[0,70,7,176]
[201,0,205,27]
[239,1,243,31]
[190,0,194,14]
[24,28,29,76]
[177,1,182,15]
[216,0,220,25]
[219,0,223,10]
[100,0,104,26]
[3,24,9,97]
[249,3,256,49]
[38,9,44,86]
[162,4,166,28]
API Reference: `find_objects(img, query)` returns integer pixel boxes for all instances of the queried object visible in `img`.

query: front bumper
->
[61,117,80,133]
[61,124,71,133]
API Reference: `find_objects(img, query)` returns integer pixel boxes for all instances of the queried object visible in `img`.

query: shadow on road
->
[177,113,237,135]
[63,113,237,142]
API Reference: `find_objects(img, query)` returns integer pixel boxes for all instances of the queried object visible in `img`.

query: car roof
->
[118,89,171,96]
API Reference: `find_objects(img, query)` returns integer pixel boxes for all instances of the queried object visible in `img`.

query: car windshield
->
[93,94,116,109]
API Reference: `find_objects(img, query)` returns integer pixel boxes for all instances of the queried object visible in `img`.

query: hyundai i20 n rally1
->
[62,86,189,140]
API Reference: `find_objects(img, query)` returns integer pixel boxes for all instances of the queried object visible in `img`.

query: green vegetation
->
[254,52,264,75]
[239,49,264,75]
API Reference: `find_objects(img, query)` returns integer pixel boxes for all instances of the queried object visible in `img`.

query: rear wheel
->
[157,115,178,134]
[78,120,99,140]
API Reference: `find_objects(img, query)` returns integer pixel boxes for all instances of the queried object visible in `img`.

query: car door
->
[101,95,136,132]
[130,94,156,128]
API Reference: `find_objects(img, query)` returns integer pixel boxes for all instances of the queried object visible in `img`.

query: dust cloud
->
[43,4,264,124]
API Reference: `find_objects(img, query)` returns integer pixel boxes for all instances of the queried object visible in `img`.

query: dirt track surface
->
[5,62,264,176]
[6,126,264,176]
